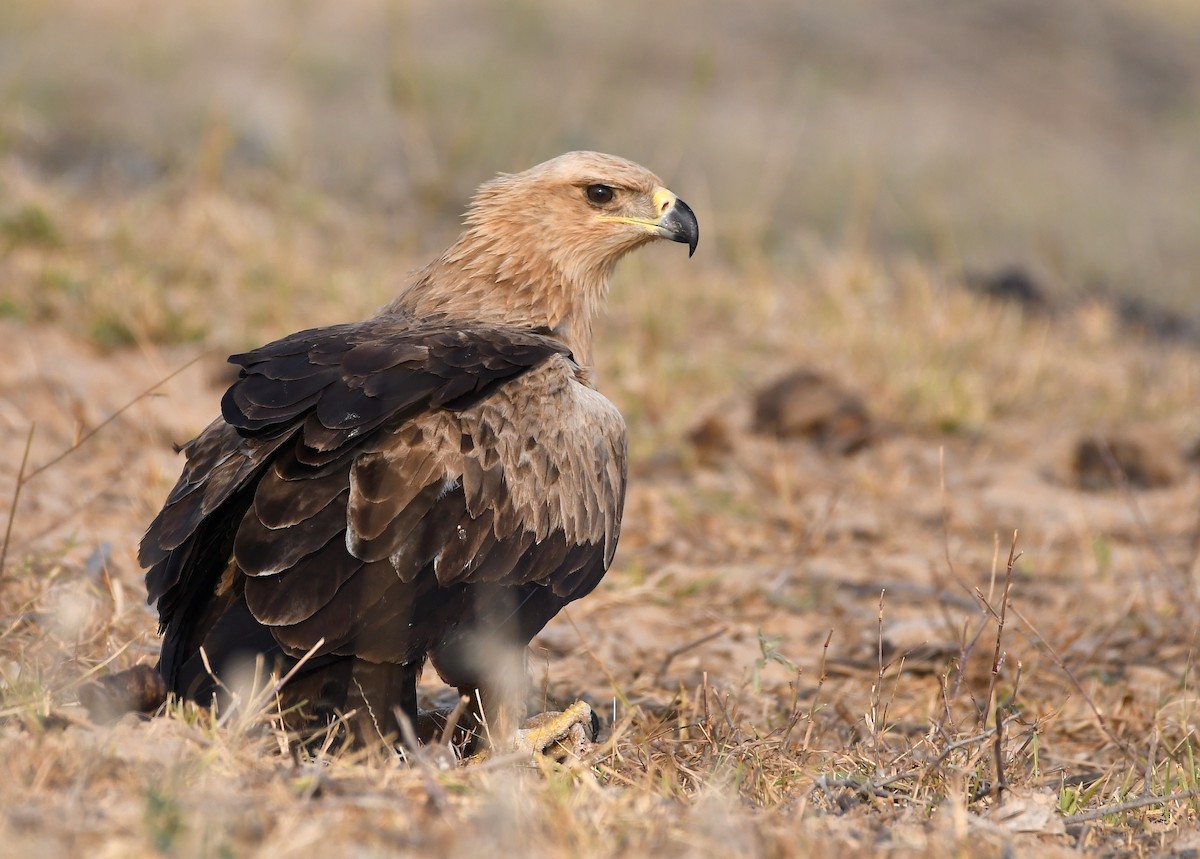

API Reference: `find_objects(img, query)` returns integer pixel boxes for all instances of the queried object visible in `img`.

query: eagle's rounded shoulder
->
[458,351,627,452]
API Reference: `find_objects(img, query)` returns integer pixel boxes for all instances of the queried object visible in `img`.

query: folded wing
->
[141,315,626,688]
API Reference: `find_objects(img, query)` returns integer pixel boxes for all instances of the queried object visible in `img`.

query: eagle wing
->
[141,315,626,685]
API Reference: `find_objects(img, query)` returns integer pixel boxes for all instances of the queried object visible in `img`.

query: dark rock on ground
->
[1071,432,1184,490]
[750,369,874,455]
[964,265,1049,311]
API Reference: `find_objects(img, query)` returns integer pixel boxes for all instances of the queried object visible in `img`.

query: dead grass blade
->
[1068,788,1200,823]
[0,423,36,579]
[22,351,211,484]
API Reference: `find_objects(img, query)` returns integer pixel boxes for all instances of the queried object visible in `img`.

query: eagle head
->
[393,151,699,364]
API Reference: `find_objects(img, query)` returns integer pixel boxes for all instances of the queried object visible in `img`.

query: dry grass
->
[3,1,1200,856]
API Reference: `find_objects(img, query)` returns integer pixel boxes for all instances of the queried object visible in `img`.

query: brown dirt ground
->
[4,282,1200,856]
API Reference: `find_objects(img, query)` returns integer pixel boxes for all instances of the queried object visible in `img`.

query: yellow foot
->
[514,700,598,762]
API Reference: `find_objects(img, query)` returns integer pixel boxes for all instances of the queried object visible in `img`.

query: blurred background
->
[3,0,1199,334]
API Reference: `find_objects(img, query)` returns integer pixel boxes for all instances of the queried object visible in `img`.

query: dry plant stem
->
[795,630,832,760]
[987,531,1000,605]
[1143,727,1158,798]
[911,714,1020,804]
[198,637,326,731]
[932,715,1021,765]
[355,676,389,743]
[709,685,738,735]
[936,444,988,605]
[1069,788,1200,823]
[62,639,138,694]
[768,490,841,595]
[393,706,420,753]
[992,705,1007,802]
[942,536,1018,730]
[1009,603,1139,765]
[981,530,1019,729]
[1190,490,1200,569]
[437,694,473,747]
[392,707,454,815]
[938,446,958,584]
[21,351,211,484]
[2,353,210,565]
[943,614,992,726]
[820,711,1019,802]
[8,473,130,557]
[247,637,327,725]
[935,452,1000,728]
[564,608,631,709]
[197,646,233,712]
[654,626,727,686]
[0,423,36,578]
[871,590,886,758]
[817,772,916,800]
[472,687,495,750]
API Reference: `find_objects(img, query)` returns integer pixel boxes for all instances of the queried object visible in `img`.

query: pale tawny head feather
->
[387,151,698,366]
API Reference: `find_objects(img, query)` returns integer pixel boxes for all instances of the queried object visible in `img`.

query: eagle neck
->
[386,231,611,370]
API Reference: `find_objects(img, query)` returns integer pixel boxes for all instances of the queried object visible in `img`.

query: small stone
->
[751,369,873,454]
[1071,432,1183,490]
[78,664,167,724]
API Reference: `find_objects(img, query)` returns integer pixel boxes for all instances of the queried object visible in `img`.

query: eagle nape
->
[130,152,699,759]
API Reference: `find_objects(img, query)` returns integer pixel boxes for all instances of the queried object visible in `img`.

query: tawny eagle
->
[139,151,699,747]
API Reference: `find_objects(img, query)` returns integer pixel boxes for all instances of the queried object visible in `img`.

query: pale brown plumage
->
[139,152,698,747]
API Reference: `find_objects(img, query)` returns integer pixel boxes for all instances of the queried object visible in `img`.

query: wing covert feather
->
[143,316,624,674]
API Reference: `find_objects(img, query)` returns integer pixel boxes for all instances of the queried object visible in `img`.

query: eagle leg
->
[456,665,527,751]
[341,658,422,747]
[282,657,423,749]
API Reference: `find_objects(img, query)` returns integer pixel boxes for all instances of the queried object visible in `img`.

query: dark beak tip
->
[670,197,699,259]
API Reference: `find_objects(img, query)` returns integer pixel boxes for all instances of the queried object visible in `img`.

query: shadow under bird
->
[127,151,698,751]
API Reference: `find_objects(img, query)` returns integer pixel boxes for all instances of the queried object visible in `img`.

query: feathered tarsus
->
[139,151,699,747]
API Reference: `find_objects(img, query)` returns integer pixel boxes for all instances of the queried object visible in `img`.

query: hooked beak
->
[651,187,699,257]
[657,195,699,257]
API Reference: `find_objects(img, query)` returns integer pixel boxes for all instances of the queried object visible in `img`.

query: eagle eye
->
[585,184,615,206]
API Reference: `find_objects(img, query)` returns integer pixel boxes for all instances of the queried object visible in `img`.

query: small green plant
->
[1,204,62,248]
[751,630,796,695]
[143,787,185,853]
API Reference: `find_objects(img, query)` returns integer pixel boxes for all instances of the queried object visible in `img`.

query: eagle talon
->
[514,700,598,761]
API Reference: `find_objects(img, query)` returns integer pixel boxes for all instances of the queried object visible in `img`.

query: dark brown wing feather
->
[141,314,625,696]
[242,532,364,626]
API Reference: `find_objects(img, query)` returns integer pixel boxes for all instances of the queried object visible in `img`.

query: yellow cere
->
[651,186,677,215]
